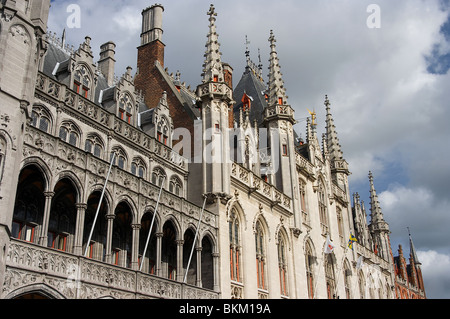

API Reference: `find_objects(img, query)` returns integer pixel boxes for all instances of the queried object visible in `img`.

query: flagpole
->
[139,175,166,272]
[183,195,207,284]
[84,152,115,258]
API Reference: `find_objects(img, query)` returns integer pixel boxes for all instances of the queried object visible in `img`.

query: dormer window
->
[73,64,91,99]
[156,116,169,146]
[119,93,134,124]
[213,75,219,82]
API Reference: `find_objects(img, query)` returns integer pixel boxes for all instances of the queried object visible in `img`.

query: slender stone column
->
[74,203,87,255]
[155,232,163,276]
[39,191,54,246]
[131,223,141,270]
[176,239,184,282]
[104,214,115,264]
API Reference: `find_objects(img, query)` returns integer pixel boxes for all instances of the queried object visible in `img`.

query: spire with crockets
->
[201,4,224,84]
[325,95,350,178]
[267,30,288,108]
[263,30,295,125]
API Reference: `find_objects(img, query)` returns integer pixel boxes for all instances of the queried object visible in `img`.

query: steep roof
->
[233,65,267,126]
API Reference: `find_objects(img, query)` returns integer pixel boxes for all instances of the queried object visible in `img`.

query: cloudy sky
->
[48,0,450,299]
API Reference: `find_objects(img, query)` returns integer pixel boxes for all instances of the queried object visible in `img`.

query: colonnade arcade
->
[11,163,217,291]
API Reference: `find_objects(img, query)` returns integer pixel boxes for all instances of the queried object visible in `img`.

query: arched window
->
[0,137,6,184]
[299,178,308,225]
[183,228,197,285]
[12,165,46,243]
[151,167,166,187]
[229,209,241,283]
[305,241,315,299]
[169,176,183,196]
[156,116,169,145]
[324,254,336,299]
[359,271,366,299]
[73,64,91,99]
[119,93,134,124]
[110,147,127,170]
[318,180,328,235]
[48,178,77,253]
[59,121,80,147]
[337,207,344,245]
[139,211,157,274]
[162,221,177,280]
[112,201,133,268]
[201,236,214,290]
[278,234,288,297]
[85,133,104,158]
[84,191,108,261]
[344,262,352,299]
[255,220,267,291]
[30,105,51,133]
[131,157,146,179]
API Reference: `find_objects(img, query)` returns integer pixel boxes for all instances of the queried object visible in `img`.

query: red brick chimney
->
[135,4,166,109]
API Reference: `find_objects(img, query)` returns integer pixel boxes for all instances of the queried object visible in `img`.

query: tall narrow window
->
[305,242,315,299]
[73,64,91,99]
[324,254,336,299]
[278,235,288,297]
[318,181,328,235]
[156,116,170,146]
[119,93,134,125]
[255,221,267,291]
[337,208,344,245]
[229,209,241,283]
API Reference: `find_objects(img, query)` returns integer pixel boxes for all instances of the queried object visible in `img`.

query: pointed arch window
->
[151,167,166,187]
[59,121,81,147]
[73,64,91,99]
[85,133,104,158]
[30,105,51,133]
[229,209,241,283]
[110,147,127,170]
[255,221,267,290]
[119,93,134,124]
[299,179,309,225]
[344,263,352,299]
[305,242,315,299]
[131,157,146,179]
[156,116,169,145]
[278,235,288,297]
[318,180,328,235]
[169,176,183,196]
[325,254,336,299]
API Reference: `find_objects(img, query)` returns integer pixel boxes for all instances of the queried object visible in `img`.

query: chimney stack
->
[141,4,164,46]
[98,41,116,87]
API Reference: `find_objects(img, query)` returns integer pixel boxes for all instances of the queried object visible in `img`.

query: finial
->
[245,35,250,57]
[325,95,331,108]
[207,4,217,20]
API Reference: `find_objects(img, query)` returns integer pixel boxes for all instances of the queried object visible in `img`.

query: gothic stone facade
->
[0,1,425,299]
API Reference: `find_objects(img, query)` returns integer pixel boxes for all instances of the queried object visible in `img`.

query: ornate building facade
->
[0,1,425,299]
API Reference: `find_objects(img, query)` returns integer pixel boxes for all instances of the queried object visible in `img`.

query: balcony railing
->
[4,239,219,299]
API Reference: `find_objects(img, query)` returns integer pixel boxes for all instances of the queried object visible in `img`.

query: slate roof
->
[233,66,268,126]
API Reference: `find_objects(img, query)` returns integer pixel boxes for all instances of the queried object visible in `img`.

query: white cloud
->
[417,250,450,298]
[46,0,450,300]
